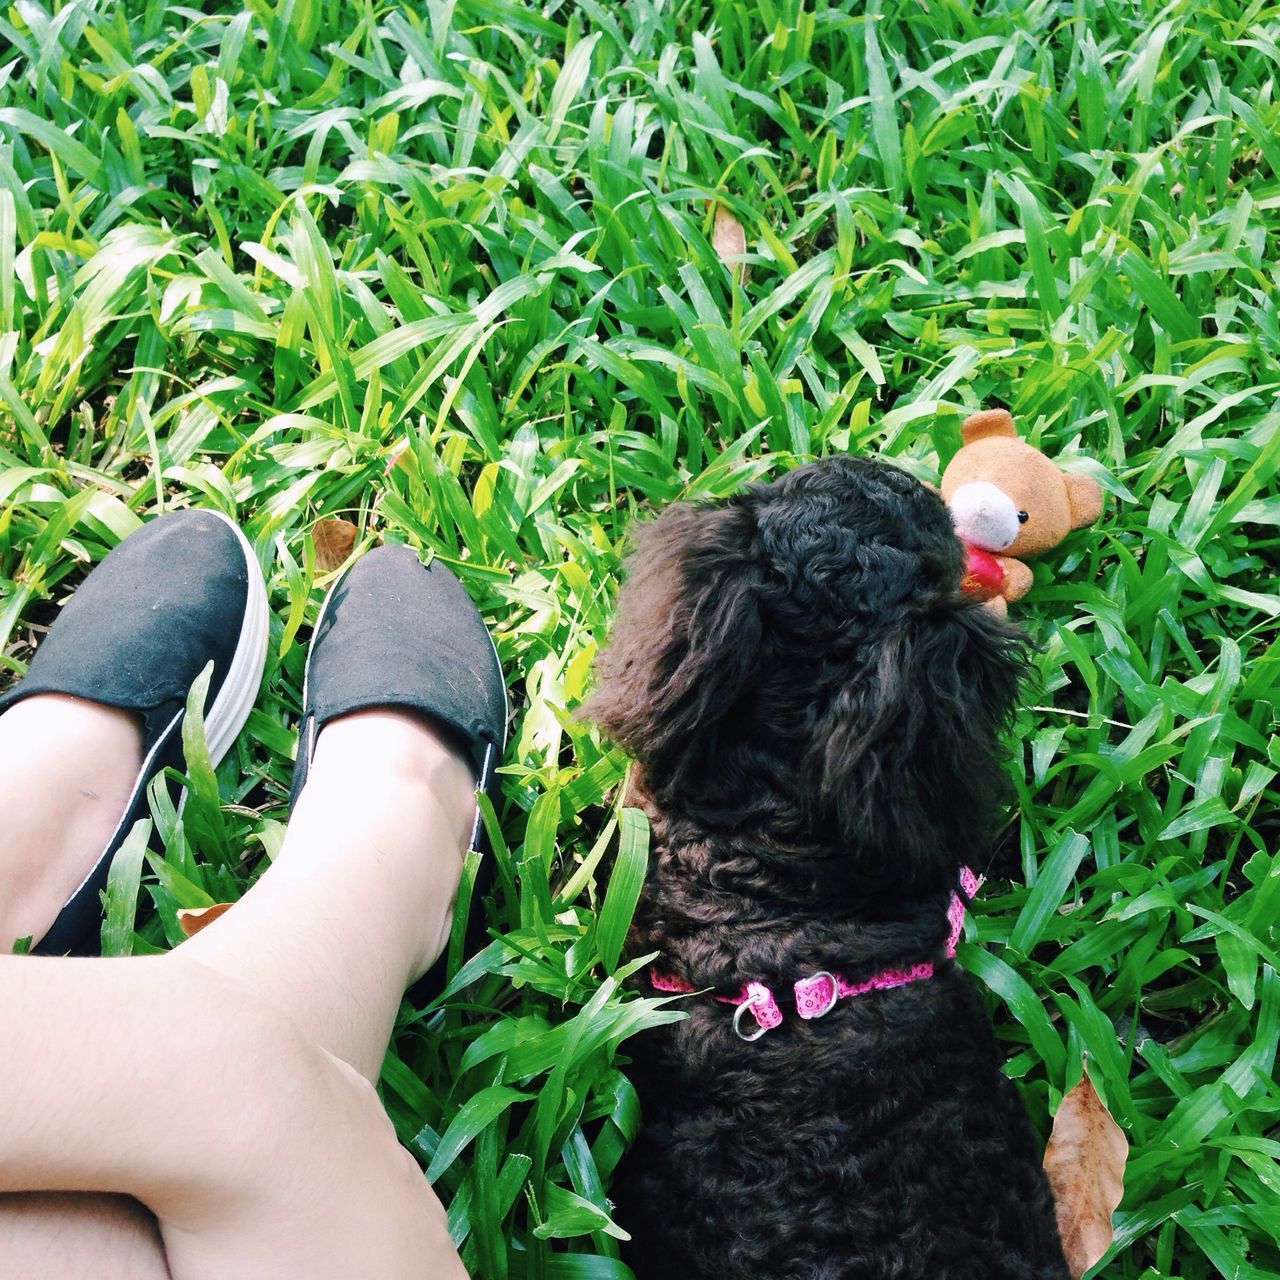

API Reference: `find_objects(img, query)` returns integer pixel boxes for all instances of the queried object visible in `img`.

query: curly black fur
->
[585,456,1069,1280]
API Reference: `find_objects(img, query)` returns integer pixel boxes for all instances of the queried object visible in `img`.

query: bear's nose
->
[947,481,1022,552]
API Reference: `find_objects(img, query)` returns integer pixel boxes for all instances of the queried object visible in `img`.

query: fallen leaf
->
[313,517,358,571]
[710,204,748,285]
[1043,1069,1128,1278]
[176,902,235,938]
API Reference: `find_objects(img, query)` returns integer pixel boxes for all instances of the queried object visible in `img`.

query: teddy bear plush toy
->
[941,409,1103,613]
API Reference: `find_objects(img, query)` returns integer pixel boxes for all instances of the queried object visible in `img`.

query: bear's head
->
[941,410,1102,559]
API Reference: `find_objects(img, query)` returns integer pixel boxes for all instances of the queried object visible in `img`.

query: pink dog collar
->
[651,866,981,1042]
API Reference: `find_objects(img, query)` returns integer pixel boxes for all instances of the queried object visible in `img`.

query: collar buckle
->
[794,970,840,1019]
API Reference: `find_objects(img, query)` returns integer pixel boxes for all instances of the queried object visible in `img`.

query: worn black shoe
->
[291,544,508,996]
[0,509,269,954]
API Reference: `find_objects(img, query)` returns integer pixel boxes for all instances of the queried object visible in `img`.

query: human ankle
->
[288,711,478,982]
[308,709,477,839]
[0,695,144,947]
[0,692,143,776]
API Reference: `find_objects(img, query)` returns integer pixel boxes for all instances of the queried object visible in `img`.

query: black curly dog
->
[586,455,1069,1279]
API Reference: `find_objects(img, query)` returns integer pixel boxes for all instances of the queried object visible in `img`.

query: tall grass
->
[1,1,1277,1276]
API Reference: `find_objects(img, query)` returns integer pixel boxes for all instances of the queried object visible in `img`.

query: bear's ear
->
[961,409,1017,445]
[1064,471,1103,528]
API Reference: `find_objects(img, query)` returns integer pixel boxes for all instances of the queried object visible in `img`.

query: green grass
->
[2,0,1278,1275]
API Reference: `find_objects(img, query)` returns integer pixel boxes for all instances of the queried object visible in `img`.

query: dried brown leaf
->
[313,517,358,571]
[1043,1070,1128,1279]
[176,902,235,938]
[711,205,748,285]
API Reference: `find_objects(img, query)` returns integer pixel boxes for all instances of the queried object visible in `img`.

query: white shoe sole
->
[202,509,270,765]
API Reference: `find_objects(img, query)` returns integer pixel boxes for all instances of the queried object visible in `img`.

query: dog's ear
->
[809,599,1028,892]
[584,499,762,781]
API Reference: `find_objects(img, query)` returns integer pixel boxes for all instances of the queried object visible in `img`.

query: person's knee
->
[133,955,327,1225]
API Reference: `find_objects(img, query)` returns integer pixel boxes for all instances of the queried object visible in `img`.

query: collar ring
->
[732,996,769,1042]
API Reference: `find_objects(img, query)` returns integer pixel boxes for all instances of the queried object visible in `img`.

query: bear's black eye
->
[1017,510,1029,524]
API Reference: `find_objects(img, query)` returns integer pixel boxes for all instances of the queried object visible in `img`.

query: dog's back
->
[586,456,1070,1279]
[613,895,1069,1279]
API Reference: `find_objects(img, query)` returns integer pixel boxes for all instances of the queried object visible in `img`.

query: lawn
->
[1,0,1278,1276]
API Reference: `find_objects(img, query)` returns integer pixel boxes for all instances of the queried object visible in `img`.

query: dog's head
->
[586,455,1029,896]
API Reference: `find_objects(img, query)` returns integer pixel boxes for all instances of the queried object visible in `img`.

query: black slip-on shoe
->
[0,509,269,954]
[290,544,508,997]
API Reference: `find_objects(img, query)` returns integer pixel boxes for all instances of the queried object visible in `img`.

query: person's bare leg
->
[0,950,465,1280]
[0,703,473,1277]
[0,693,169,1277]
[0,1193,169,1280]
[153,706,475,1275]
[0,693,143,952]
[176,706,477,1081]
[0,953,271,1279]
